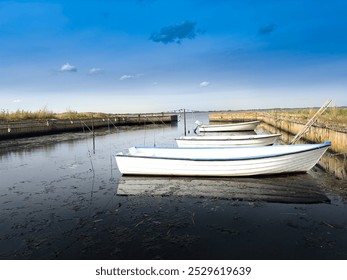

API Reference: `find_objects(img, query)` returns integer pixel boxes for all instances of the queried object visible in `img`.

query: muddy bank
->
[1,173,347,260]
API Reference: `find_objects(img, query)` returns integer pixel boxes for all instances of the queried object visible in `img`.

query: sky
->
[1,0,347,113]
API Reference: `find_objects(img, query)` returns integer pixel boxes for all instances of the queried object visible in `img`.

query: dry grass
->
[266,107,347,129]
[0,108,55,121]
[0,108,114,122]
[210,107,347,131]
[0,107,162,122]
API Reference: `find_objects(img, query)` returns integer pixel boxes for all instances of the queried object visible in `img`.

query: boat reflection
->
[116,174,330,204]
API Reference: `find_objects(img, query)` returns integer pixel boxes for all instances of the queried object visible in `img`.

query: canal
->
[0,112,347,259]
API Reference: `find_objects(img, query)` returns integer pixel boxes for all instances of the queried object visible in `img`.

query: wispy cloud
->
[59,63,77,72]
[258,24,277,35]
[119,73,144,80]
[12,99,23,103]
[120,75,135,81]
[89,67,104,75]
[199,81,210,87]
[149,21,199,44]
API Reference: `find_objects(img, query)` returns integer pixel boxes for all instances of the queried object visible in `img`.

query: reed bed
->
[0,108,118,122]
[266,107,347,130]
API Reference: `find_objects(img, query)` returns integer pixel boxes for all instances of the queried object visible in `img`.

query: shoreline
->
[0,114,178,140]
[209,112,347,154]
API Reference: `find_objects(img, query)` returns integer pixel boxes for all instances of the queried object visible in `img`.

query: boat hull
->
[175,134,281,147]
[198,120,260,132]
[115,142,330,177]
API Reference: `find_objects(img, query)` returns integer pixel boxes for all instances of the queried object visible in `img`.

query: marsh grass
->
[269,107,347,129]
[0,107,114,122]
[0,107,55,121]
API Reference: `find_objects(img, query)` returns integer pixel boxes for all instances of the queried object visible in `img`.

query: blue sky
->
[1,0,347,113]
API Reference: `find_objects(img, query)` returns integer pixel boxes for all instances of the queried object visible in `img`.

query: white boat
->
[175,133,281,147]
[195,120,260,132]
[198,131,257,136]
[115,141,331,177]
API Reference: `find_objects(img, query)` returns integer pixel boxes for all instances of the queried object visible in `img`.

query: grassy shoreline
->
[0,108,119,122]
[0,108,171,122]
[265,107,347,130]
[2,107,347,128]
[210,107,347,131]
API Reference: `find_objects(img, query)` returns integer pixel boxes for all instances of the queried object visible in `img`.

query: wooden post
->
[92,114,95,154]
[183,109,187,136]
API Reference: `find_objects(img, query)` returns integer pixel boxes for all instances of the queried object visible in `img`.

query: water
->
[0,112,347,260]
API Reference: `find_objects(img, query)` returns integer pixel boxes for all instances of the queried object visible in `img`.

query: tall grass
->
[269,107,347,129]
[0,107,55,121]
[0,107,113,122]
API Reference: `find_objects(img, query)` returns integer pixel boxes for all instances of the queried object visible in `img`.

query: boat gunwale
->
[199,120,261,128]
[175,133,281,141]
[116,142,331,162]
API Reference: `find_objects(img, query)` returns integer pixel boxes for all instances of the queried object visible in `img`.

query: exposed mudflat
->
[1,113,347,260]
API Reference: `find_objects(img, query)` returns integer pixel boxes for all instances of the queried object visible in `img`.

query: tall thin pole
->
[183,109,187,136]
[92,114,95,154]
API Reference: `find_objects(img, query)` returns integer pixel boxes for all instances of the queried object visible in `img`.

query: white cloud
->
[120,75,135,80]
[199,81,210,87]
[89,67,104,74]
[59,63,77,72]
[12,99,22,103]
[119,73,144,80]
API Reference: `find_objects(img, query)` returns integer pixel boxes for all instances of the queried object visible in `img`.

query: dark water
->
[0,113,347,260]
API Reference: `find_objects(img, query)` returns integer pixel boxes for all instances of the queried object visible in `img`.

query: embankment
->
[260,114,346,153]
[0,114,178,140]
[209,112,346,154]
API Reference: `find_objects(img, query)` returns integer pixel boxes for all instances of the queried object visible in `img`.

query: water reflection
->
[117,174,330,204]
[320,153,347,180]
[0,123,175,158]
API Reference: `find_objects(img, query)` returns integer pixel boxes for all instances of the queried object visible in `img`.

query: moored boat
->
[115,141,331,177]
[175,133,281,147]
[195,120,260,132]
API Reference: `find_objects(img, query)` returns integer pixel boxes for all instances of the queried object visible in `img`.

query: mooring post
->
[184,109,187,136]
[92,114,95,154]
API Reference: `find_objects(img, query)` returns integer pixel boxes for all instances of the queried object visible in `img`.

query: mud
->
[1,113,347,260]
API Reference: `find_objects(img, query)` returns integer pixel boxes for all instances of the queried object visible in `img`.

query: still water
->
[0,113,347,260]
